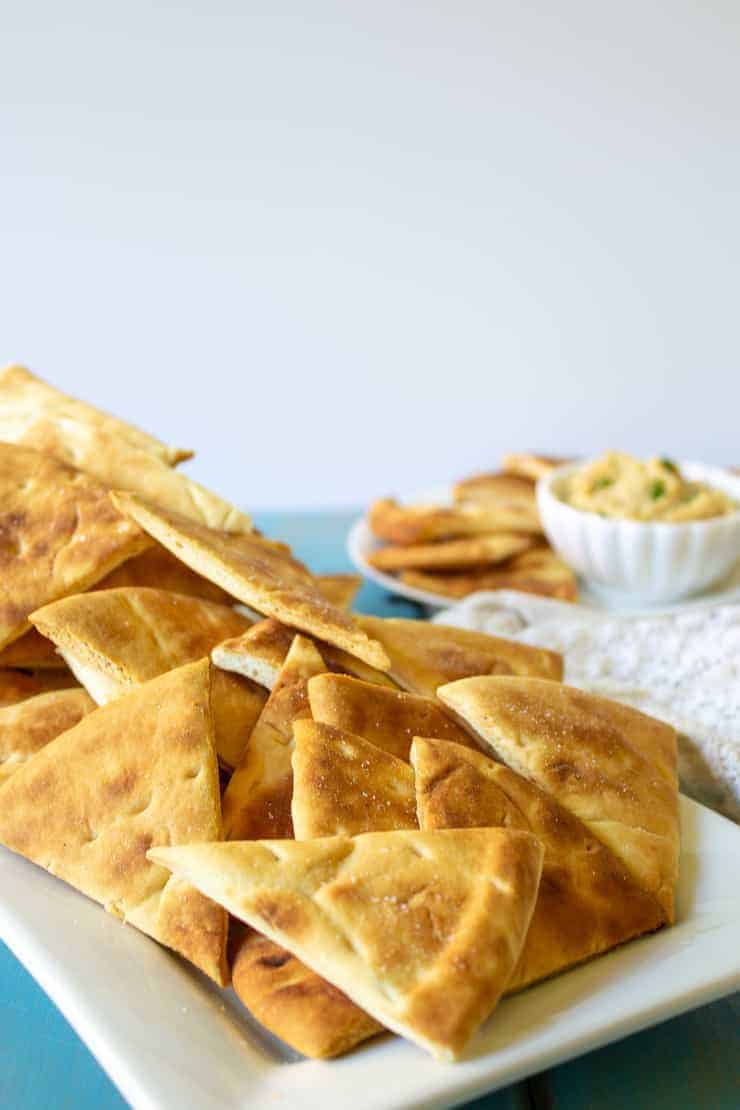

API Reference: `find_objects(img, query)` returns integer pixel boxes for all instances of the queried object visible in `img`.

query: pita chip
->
[0,364,191,467]
[411,738,665,990]
[368,498,542,544]
[453,472,537,509]
[438,677,680,922]
[97,543,237,605]
[0,367,253,533]
[0,660,228,984]
[230,928,383,1058]
[0,668,79,707]
[308,673,477,761]
[0,629,64,670]
[222,635,327,840]
[0,444,151,649]
[150,828,543,1061]
[316,574,362,610]
[212,618,396,692]
[401,547,578,602]
[0,687,95,781]
[111,493,389,671]
[368,533,533,572]
[292,720,417,838]
[31,586,260,768]
[356,616,563,698]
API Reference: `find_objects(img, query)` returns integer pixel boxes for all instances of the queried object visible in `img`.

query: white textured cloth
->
[435,591,740,822]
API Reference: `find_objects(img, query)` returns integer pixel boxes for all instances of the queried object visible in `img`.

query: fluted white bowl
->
[537,461,740,603]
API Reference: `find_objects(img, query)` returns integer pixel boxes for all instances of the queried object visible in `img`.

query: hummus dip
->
[563,452,737,522]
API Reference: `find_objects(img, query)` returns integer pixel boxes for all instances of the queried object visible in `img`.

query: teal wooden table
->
[1,511,738,1110]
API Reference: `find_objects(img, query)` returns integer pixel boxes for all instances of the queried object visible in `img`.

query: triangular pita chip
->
[0,668,79,707]
[307,673,478,761]
[356,616,563,697]
[0,367,252,532]
[368,533,534,572]
[438,677,679,922]
[0,444,150,649]
[111,493,389,670]
[222,635,327,840]
[368,498,542,544]
[0,687,95,781]
[149,828,543,1060]
[411,738,665,990]
[292,720,417,838]
[315,574,362,610]
[0,365,191,466]
[401,547,578,602]
[97,542,237,604]
[0,660,228,983]
[0,629,64,670]
[212,618,396,691]
[453,472,537,508]
[31,586,260,768]
[230,926,383,1058]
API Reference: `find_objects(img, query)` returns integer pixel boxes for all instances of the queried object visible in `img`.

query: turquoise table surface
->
[1,510,738,1110]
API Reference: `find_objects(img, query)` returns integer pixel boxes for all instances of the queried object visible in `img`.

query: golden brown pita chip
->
[111,493,389,671]
[292,720,417,838]
[150,828,543,1061]
[411,738,665,990]
[368,533,533,572]
[307,673,477,761]
[230,928,383,1058]
[401,547,578,601]
[0,668,79,707]
[356,616,563,698]
[212,618,396,692]
[0,660,228,984]
[368,498,542,544]
[501,453,569,481]
[31,586,257,768]
[222,635,327,840]
[0,687,95,781]
[97,543,236,605]
[316,574,362,610]
[452,472,537,508]
[438,676,679,923]
[0,629,64,670]
[0,364,191,466]
[0,444,151,649]
[0,367,253,533]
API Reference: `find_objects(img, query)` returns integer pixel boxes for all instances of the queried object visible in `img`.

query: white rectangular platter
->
[1,795,739,1110]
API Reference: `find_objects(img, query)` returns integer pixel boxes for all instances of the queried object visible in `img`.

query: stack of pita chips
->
[0,372,680,1065]
[366,453,578,601]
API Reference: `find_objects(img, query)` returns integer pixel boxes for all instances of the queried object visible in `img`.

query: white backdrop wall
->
[1,1,738,508]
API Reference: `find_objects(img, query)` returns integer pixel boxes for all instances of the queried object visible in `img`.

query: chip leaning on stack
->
[0,368,680,1064]
[366,455,579,601]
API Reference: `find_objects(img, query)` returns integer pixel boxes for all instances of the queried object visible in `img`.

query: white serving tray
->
[1,795,738,1110]
[347,486,740,615]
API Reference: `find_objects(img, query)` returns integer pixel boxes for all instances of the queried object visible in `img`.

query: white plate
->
[347,486,740,615]
[1,796,738,1110]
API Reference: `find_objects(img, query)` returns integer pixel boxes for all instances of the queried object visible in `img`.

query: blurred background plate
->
[347,486,740,616]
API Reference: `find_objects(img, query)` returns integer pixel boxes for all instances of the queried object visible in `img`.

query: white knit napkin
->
[434,591,740,822]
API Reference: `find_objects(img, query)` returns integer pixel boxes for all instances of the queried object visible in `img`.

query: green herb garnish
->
[592,477,614,492]
[660,457,678,474]
[650,479,666,499]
